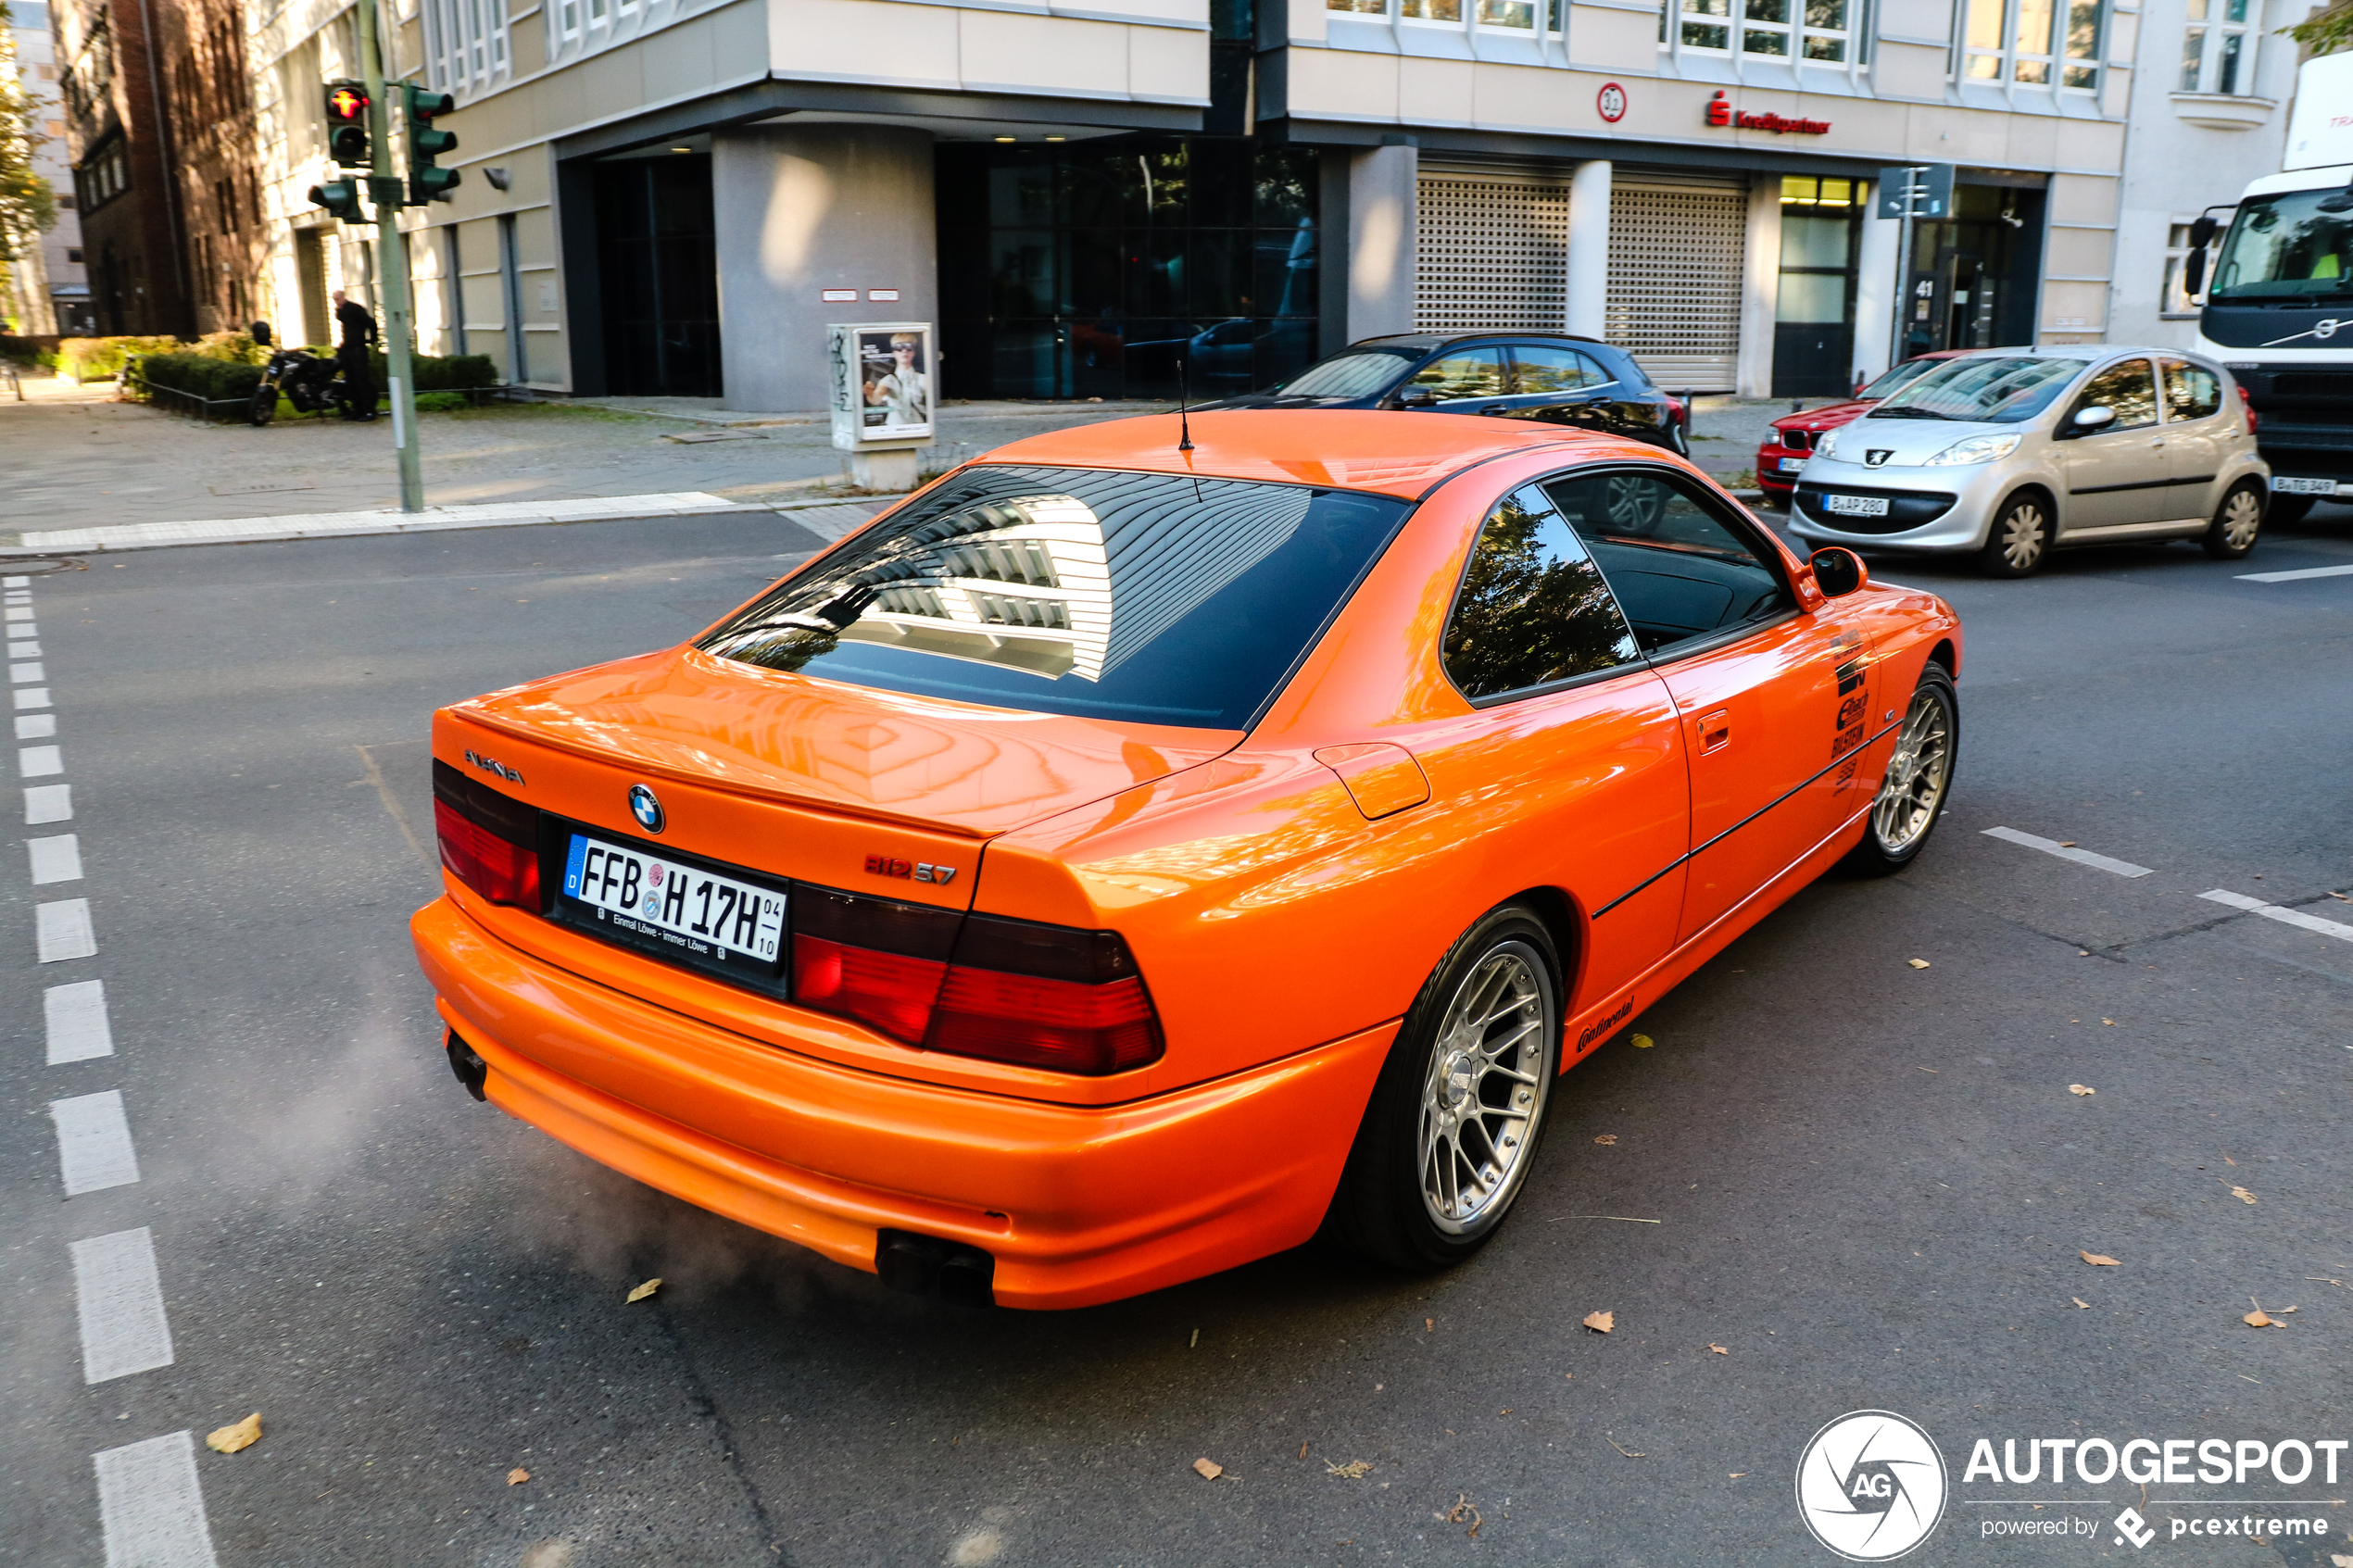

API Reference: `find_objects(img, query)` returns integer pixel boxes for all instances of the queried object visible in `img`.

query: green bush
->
[412,390,471,412]
[189,331,270,366]
[58,335,181,383]
[136,352,265,406]
[360,350,498,392]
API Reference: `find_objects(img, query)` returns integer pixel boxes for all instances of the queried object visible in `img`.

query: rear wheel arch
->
[1502,884,1584,1011]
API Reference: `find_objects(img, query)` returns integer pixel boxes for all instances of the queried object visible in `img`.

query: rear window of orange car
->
[698,465,1413,728]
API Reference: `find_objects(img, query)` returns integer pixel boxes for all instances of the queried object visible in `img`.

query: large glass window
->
[2160,358,2222,420]
[1334,0,1552,32]
[1873,356,2085,422]
[2070,359,2159,429]
[1777,177,1857,326]
[1443,487,1642,702]
[937,140,1320,401]
[422,0,511,94]
[700,467,1410,730]
[1669,0,1849,60]
[1541,471,1792,654]
[1407,349,1508,400]
[2180,0,2258,94]
[1960,0,2101,87]
[2208,191,2353,301]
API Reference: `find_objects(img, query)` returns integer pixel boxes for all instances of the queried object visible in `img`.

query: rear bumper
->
[411,896,1394,1309]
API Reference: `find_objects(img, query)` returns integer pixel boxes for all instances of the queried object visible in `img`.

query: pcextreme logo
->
[1796,1411,1949,1561]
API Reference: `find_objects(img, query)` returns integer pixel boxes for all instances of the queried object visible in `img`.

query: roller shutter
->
[1414,160,1573,334]
[1606,171,1748,393]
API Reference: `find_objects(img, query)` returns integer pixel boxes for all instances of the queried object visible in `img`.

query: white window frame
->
[2180,0,2259,94]
[1327,0,1561,42]
[1958,0,2104,89]
[1666,0,1856,63]
[423,0,512,95]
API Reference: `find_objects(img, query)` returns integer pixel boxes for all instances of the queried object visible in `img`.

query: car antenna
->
[1176,358,1195,452]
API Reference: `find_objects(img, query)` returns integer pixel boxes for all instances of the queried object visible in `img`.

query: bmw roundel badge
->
[628,784,665,834]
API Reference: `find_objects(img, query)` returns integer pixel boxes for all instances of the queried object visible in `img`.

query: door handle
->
[1699,710,1730,755]
[2148,437,2166,447]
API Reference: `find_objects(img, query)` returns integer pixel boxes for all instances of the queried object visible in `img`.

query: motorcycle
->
[246,345,357,426]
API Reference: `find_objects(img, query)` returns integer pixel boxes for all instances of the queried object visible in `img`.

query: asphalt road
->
[4,501,2350,1568]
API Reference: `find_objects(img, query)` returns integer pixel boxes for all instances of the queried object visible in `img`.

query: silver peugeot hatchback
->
[1785,346,2270,577]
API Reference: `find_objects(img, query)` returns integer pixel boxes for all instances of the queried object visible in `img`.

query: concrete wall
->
[1341,144,1416,343]
[712,124,936,412]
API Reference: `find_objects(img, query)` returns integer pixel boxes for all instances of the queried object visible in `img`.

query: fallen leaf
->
[205,1413,261,1455]
[2232,1186,2258,1205]
[1630,1034,1655,1048]
[2280,1305,2300,1313]
[2072,1298,2092,1310]
[1593,1134,1618,1145]
[508,1467,531,1485]
[2331,1554,2353,1568]
[2101,1018,2115,1026]
[2081,1251,2120,1267]
[1325,1460,1373,1479]
[1193,1458,1224,1480]
[625,1278,661,1303]
[2246,1310,2274,1328]
[1425,1317,1434,1332]
[1300,1441,1309,1459]
[1499,1409,1513,1415]
[1730,1472,1747,1478]
[1908,959,1931,969]
[1707,1343,1729,1355]
[2224,1155,2236,1165]
[1443,1492,1484,1537]
[2070,1085,2095,1096]
[1583,1310,1615,1333]
[2058,841,2077,847]
[2329,892,2350,903]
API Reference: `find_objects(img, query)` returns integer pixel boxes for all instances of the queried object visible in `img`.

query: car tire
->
[1324,905,1564,1273]
[1976,493,2052,578]
[1840,663,1959,878]
[246,384,276,427]
[2201,481,2264,559]
[2266,494,2314,527]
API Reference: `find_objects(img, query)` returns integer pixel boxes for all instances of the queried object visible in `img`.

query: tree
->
[0,0,60,327]
[2283,4,2353,56]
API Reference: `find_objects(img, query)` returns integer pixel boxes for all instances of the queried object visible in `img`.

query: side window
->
[1541,470,1795,654]
[2072,358,2160,431]
[2161,358,2222,420]
[1511,345,1609,395]
[1443,485,1643,702]
[1408,349,1508,401]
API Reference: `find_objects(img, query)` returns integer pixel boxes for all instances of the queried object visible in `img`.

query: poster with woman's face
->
[857,329,932,439]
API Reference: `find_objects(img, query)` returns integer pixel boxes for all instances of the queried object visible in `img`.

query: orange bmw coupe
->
[413,411,1961,1310]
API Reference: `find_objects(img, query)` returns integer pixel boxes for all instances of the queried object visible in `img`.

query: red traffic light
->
[327,84,369,121]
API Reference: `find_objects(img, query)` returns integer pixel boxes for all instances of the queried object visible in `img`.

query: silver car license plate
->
[2272,476,2339,495]
[1778,457,1806,472]
[1824,494,1892,518]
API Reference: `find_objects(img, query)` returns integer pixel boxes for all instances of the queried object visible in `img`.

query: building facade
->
[51,0,193,333]
[2106,0,2311,347]
[6,0,91,334]
[243,0,2142,405]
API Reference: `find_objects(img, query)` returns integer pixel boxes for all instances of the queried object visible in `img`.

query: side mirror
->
[1810,546,1867,599]
[2067,405,2117,436]
[1395,386,1437,408]
[2187,214,2219,250]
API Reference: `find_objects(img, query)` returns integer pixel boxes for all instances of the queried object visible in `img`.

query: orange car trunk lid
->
[443,648,1239,896]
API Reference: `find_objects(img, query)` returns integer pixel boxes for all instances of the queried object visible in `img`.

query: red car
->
[1755,353,1971,506]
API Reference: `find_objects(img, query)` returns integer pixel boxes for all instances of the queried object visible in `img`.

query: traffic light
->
[308,178,365,222]
[324,81,371,168]
[405,86,460,204]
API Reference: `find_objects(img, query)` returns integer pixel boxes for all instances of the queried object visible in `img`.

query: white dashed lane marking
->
[2199,888,2353,944]
[30,833,82,884]
[94,1432,220,1568]
[1981,826,2157,879]
[37,897,96,961]
[2236,562,2353,583]
[17,712,57,738]
[12,661,44,683]
[3,607,32,622]
[71,1228,176,1383]
[52,1091,141,1195]
[19,744,62,777]
[46,979,115,1063]
[14,685,49,709]
[26,784,72,823]
[7,640,37,658]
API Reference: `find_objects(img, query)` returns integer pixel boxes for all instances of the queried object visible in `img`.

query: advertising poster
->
[827,321,932,448]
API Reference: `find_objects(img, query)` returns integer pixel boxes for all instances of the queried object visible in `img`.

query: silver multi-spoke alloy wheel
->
[2219,489,2261,550]
[1870,684,1954,856]
[1416,942,1554,1235]
[1992,501,2047,573]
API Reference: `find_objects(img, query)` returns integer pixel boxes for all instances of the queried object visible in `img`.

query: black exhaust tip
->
[875,1229,996,1309]
[446,1030,489,1102]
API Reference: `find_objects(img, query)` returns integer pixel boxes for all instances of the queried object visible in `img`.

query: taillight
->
[2238,383,2258,431]
[787,893,1164,1074]
[432,759,542,909]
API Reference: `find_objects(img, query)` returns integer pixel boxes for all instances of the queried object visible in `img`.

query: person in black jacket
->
[332,289,379,421]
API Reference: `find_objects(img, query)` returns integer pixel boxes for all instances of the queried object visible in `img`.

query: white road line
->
[11,661,42,683]
[14,685,50,709]
[4,607,33,622]
[1982,826,2157,879]
[3,574,27,585]
[19,743,62,777]
[71,1229,176,1383]
[38,897,96,960]
[46,979,115,1062]
[26,784,72,823]
[2235,562,2353,583]
[31,833,82,884]
[22,489,778,554]
[2199,888,2353,944]
[94,1432,220,1568]
[17,711,57,738]
[7,640,37,658]
[52,1091,141,1195]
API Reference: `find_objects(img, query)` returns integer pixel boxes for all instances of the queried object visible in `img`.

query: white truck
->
[2191,49,2353,521]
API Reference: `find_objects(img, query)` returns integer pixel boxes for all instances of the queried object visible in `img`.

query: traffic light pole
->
[354,0,423,513]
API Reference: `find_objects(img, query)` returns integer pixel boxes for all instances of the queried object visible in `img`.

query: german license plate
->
[1825,494,1892,517]
[1778,456,1807,472]
[2272,475,2340,495]
[560,834,786,972]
